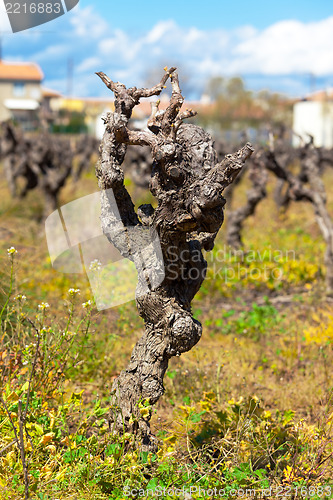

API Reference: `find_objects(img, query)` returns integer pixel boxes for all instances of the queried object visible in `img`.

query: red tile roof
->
[42,87,62,98]
[299,88,333,102]
[0,61,43,81]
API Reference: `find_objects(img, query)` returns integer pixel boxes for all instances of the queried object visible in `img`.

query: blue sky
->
[84,0,333,32]
[1,0,333,99]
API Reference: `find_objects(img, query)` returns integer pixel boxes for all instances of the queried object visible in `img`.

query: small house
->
[293,89,333,148]
[0,60,44,129]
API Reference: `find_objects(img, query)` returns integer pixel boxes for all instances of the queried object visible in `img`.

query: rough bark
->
[226,151,268,248]
[0,122,37,198]
[0,122,73,217]
[73,135,100,182]
[222,129,333,294]
[264,142,333,295]
[95,67,253,450]
[300,145,333,295]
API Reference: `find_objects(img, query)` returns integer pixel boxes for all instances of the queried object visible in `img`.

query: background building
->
[0,60,44,130]
[293,89,333,148]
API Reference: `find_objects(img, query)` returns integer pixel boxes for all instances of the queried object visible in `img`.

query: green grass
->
[0,164,333,499]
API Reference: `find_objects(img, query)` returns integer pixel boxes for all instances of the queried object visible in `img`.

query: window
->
[13,82,25,97]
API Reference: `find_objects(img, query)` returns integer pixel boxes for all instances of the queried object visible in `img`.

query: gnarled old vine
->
[225,134,333,295]
[95,67,253,451]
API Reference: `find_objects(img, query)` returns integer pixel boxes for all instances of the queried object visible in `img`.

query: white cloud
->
[92,15,333,93]
[32,44,69,62]
[145,20,177,44]
[69,6,108,39]
[77,57,101,73]
[72,14,333,95]
[4,8,333,98]
[99,29,136,62]
[233,17,333,75]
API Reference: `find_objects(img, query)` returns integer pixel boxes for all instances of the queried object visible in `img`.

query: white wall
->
[293,101,333,148]
[95,108,112,140]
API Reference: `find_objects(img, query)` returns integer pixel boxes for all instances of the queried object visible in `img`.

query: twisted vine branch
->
[95,67,253,450]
